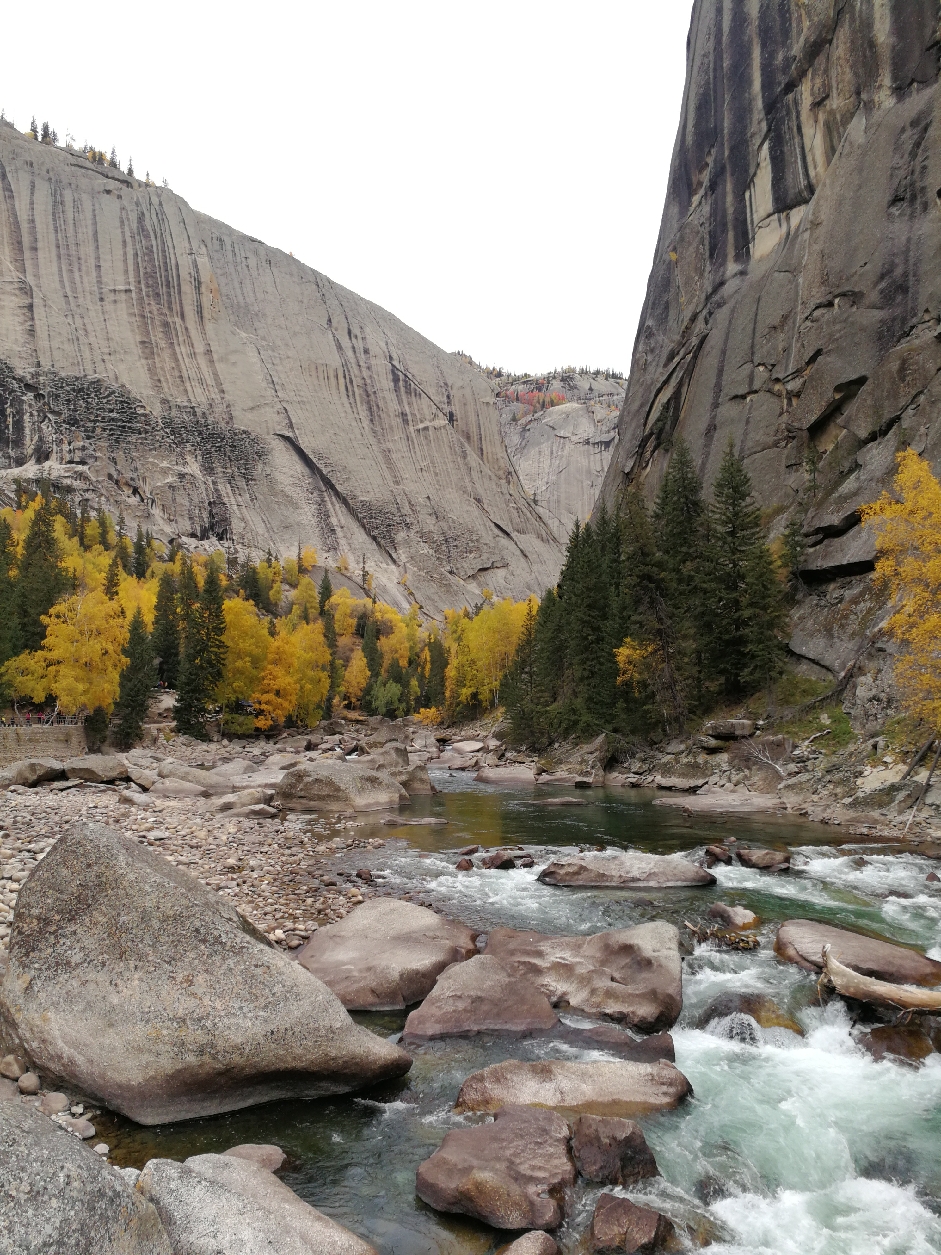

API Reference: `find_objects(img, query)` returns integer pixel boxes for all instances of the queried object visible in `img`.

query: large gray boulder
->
[775,920,941,986]
[456,1059,692,1117]
[484,922,682,1032]
[64,754,129,783]
[403,955,559,1040]
[0,758,66,789]
[297,898,478,1010]
[156,762,233,793]
[415,1105,575,1230]
[0,1101,172,1254]
[277,761,407,811]
[538,851,715,889]
[138,1153,376,1254]
[1,822,411,1124]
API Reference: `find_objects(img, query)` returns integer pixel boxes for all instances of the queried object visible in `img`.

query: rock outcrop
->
[1,822,411,1123]
[601,1,941,676]
[0,123,561,615]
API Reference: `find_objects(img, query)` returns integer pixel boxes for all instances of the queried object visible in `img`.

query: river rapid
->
[100,778,941,1254]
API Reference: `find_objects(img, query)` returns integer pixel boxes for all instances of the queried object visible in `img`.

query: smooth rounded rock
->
[455,1059,692,1117]
[775,920,941,985]
[39,1090,70,1115]
[737,847,790,872]
[223,1143,287,1172]
[571,1114,659,1185]
[708,903,759,930]
[403,955,559,1040]
[0,1054,26,1080]
[589,1193,674,1253]
[537,851,715,889]
[64,754,129,784]
[277,760,407,812]
[16,1071,40,1095]
[497,1235,560,1255]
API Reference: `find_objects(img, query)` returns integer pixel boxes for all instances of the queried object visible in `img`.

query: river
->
[98,778,941,1254]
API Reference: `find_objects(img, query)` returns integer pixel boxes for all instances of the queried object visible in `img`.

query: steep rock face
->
[0,123,561,614]
[602,0,941,672]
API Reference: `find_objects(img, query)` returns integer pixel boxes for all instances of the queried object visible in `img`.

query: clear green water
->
[97,779,941,1254]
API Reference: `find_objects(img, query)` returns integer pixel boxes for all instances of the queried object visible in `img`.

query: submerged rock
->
[455,1059,692,1116]
[277,761,407,811]
[296,898,479,1010]
[696,992,804,1036]
[538,851,715,889]
[0,1101,172,1253]
[571,1114,659,1185]
[403,954,559,1040]
[415,1105,575,1230]
[1,821,411,1124]
[775,920,941,985]
[589,1193,674,1254]
[139,1153,376,1254]
[484,921,682,1032]
[857,1022,941,1063]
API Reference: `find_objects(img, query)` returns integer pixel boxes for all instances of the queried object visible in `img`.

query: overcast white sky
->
[3,0,693,375]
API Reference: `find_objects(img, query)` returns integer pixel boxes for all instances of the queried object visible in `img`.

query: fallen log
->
[821,944,941,1013]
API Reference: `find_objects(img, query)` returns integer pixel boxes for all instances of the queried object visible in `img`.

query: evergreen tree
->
[132,526,148,579]
[15,499,67,651]
[104,550,122,599]
[423,635,447,708]
[177,555,199,636]
[77,500,89,549]
[29,116,38,139]
[703,442,785,695]
[116,512,132,573]
[174,567,226,738]
[113,607,156,748]
[96,506,111,549]
[0,518,19,672]
[152,569,181,686]
[318,571,333,615]
[241,561,263,607]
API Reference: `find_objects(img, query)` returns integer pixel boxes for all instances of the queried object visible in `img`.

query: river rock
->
[737,847,790,872]
[296,898,478,1009]
[456,1059,692,1116]
[451,740,484,754]
[484,922,682,1032]
[210,788,275,812]
[571,1115,659,1185]
[39,1090,70,1114]
[481,850,518,869]
[696,992,803,1036]
[0,757,66,788]
[0,1101,172,1253]
[551,1025,675,1063]
[708,903,759,930]
[138,1153,376,1254]
[403,955,558,1040]
[475,766,538,785]
[1,821,410,1124]
[16,1070,40,1094]
[156,762,233,793]
[775,920,941,985]
[277,761,407,811]
[223,1143,286,1172]
[538,851,715,889]
[362,742,409,770]
[858,1022,941,1063]
[150,777,211,799]
[415,1105,575,1230]
[498,1235,559,1255]
[64,754,129,783]
[0,1053,25,1079]
[589,1193,674,1254]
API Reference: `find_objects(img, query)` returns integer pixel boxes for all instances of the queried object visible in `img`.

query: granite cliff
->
[602,0,941,701]
[0,122,561,615]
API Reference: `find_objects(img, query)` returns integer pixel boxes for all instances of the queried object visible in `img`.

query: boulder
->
[708,903,759,930]
[437,753,480,770]
[403,955,559,1040]
[774,920,941,985]
[396,763,434,795]
[551,1025,676,1063]
[277,761,407,812]
[415,1105,575,1230]
[451,740,485,754]
[696,992,804,1036]
[64,754,129,783]
[481,850,518,869]
[703,720,756,740]
[589,1194,674,1254]
[571,1115,659,1185]
[149,778,210,799]
[653,776,708,791]
[156,762,231,793]
[0,758,66,788]
[296,898,479,1010]
[475,766,537,785]
[498,1235,559,1255]
[538,851,715,889]
[138,1153,376,1254]
[858,1023,941,1063]
[484,922,682,1032]
[455,1059,692,1117]
[362,742,409,771]
[127,765,158,790]
[223,1143,286,1172]
[737,847,790,872]
[1,821,411,1124]
[210,788,275,812]
[0,1101,172,1253]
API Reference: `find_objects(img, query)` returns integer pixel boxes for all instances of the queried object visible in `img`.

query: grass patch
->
[772,673,832,708]
[775,704,856,750]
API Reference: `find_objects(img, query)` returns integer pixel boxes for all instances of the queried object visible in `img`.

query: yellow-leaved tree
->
[291,621,331,725]
[253,632,299,730]
[2,591,128,713]
[343,647,370,707]
[217,598,271,715]
[862,449,941,729]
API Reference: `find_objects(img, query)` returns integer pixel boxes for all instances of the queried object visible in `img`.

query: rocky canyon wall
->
[0,122,562,615]
[602,0,941,687]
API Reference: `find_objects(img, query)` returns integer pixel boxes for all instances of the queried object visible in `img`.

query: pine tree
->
[77,500,89,549]
[241,561,263,607]
[318,571,333,615]
[0,517,19,673]
[127,156,135,179]
[152,570,180,687]
[104,551,122,599]
[29,117,38,139]
[113,608,156,749]
[704,441,785,695]
[177,555,199,637]
[174,567,226,738]
[116,512,132,574]
[96,507,111,549]
[423,635,447,708]
[132,525,148,579]
[15,499,67,651]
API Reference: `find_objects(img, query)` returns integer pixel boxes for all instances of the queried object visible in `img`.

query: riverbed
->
[98,777,941,1254]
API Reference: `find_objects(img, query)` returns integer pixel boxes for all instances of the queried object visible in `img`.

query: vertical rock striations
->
[0,123,561,613]
[602,0,941,672]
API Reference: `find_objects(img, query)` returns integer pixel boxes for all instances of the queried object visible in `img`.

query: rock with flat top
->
[223,1143,286,1172]
[1,821,411,1124]
[451,740,485,754]
[475,766,537,785]
[708,903,759,930]
[403,955,558,1040]
[277,761,407,812]
[297,898,478,1010]
[210,788,275,812]
[737,847,789,871]
[484,922,682,1032]
[538,851,715,889]
[139,1153,376,1254]
[571,1115,659,1185]
[589,1193,674,1253]
[0,758,66,789]
[455,1059,692,1117]
[149,778,210,799]
[775,920,941,985]
[64,754,129,783]
[415,1105,574,1230]
[0,1101,172,1253]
